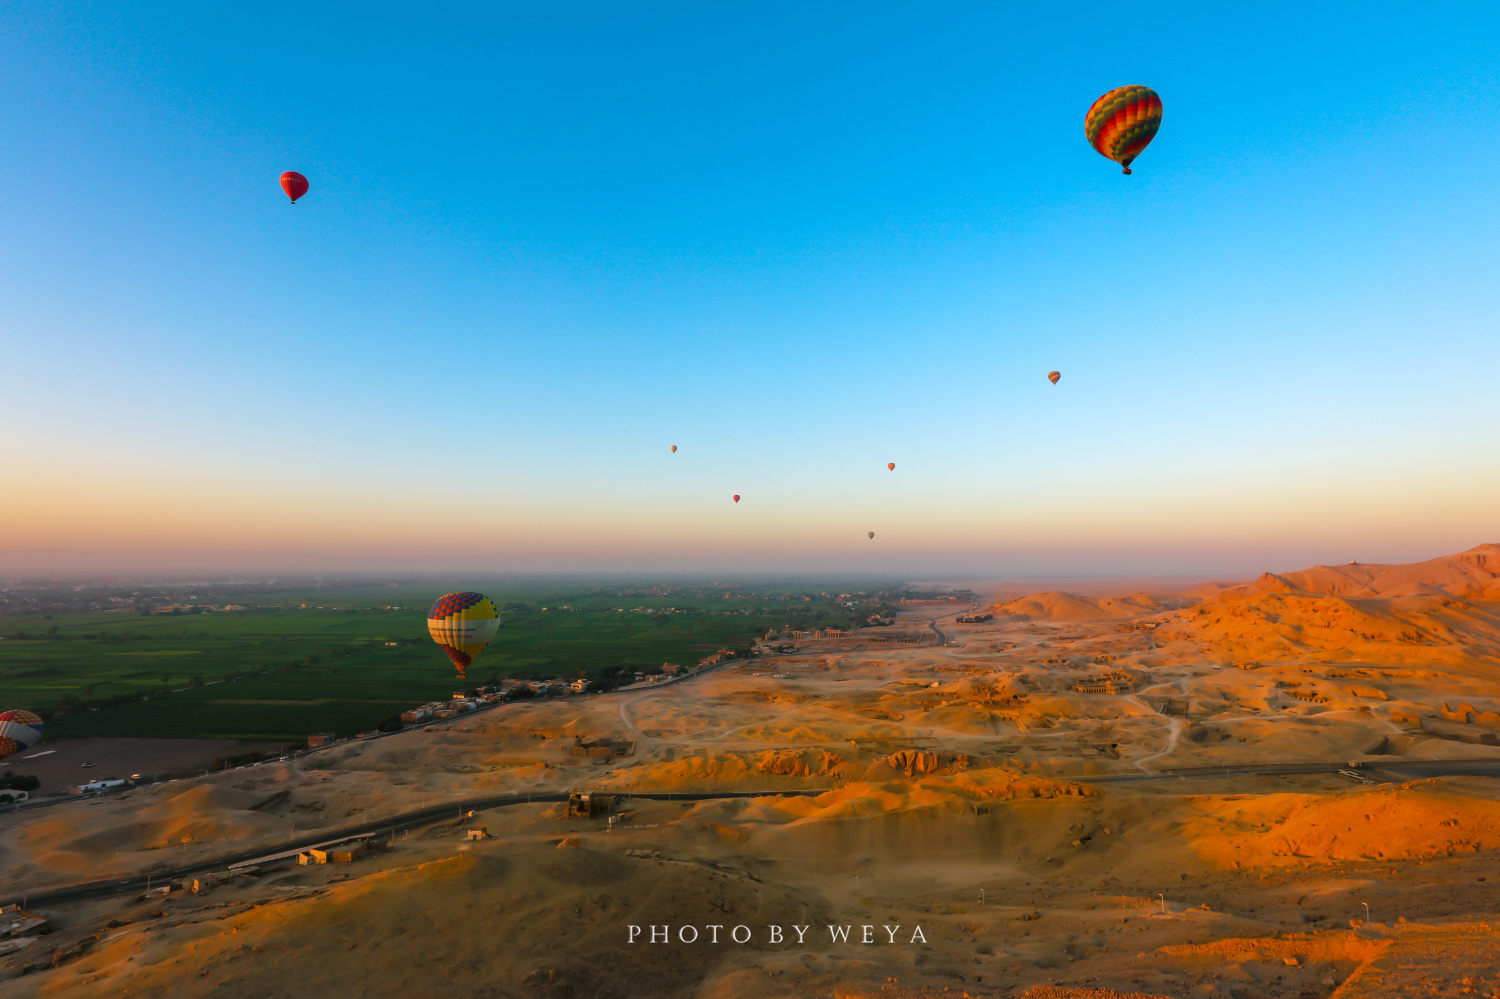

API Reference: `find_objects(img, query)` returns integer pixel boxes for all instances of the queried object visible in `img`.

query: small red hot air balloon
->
[732,495,740,503]
[868,531,875,540]
[1048,371,1061,385]
[280,171,309,204]
[887,462,895,471]
[670,445,677,453]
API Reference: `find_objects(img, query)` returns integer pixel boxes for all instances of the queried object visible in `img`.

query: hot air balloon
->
[868,531,875,540]
[670,445,677,453]
[887,462,895,471]
[0,710,44,764]
[280,171,310,203]
[1048,371,1061,385]
[1084,86,1162,175]
[733,495,740,503]
[427,592,501,680]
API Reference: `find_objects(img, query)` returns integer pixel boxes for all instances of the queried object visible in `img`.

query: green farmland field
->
[0,581,860,741]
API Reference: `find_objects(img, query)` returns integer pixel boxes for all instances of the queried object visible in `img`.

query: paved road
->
[925,604,975,647]
[10,755,1500,910]
[1076,757,1500,784]
[2,788,832,912]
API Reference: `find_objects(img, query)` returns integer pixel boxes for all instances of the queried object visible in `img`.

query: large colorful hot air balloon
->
[1048,371,1061,385]
[887,462,895,471]
[868,531,875,540]
[733,495,740,503]
[0,710,44,764]
[1084,86,1162,175]
[427,592,501,679]
[280,171,309,203]
[670,445,677,453]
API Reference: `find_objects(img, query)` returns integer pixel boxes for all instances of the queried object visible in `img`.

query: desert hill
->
[993,591,1182,622]
[994,545,1500,627]
[1189,543,1500,601]
[1167,545,1500,662]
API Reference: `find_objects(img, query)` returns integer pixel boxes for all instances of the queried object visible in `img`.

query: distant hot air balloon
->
[733,495,740,503]
[280,171,310,203]
[868,531,875,540]
[670,445,677,453]
[427,592,501,680]
[1084,86,1162,175]
[887,462,895,471]
[1048,371,1061,385]
[0,710,44,764]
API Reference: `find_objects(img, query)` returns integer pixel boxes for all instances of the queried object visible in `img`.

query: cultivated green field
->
[0,581,867,741]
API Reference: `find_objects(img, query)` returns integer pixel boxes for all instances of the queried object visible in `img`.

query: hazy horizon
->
[1,540,1492,586]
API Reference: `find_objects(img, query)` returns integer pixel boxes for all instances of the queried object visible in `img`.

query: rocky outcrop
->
[882,750,971,776]
[755,750,844,777]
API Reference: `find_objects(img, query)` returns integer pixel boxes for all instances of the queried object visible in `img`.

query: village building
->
[566,792,615,818]
[298,839,372,865]
[868,632,922,644]
[1073,672,1135,694]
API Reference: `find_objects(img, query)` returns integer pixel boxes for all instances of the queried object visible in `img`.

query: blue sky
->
[3,2,1498,577]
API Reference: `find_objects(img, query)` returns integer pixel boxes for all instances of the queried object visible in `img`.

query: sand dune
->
[1184,776,1500,866]
[1167,588,1500,669]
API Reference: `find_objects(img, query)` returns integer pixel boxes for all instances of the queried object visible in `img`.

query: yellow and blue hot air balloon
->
[427,592,501,679]
[0,710,44,764]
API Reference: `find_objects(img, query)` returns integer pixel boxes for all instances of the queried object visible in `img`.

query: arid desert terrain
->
[5,546,1500,999]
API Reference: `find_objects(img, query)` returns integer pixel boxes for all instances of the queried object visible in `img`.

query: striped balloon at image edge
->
[0,709,44,764]
[427,592,501,679]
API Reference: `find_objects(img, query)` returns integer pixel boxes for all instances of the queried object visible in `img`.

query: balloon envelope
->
[1048,371,1061,385]
[887,462,895,471]
[670,445,677,453]
[733,495,740,503]
[868,531,875,539]
[427,592,501,679]
[280,171,310,202]
[0,710,44,764]
[1084,86,1162,174]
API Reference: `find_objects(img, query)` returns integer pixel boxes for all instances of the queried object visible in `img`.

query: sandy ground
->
[3,545,1500,998]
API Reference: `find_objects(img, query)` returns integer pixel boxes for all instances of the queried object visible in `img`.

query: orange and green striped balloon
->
[1084,85,1162,175]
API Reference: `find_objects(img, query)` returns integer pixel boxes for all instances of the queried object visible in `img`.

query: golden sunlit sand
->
[5,547,1500,997]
